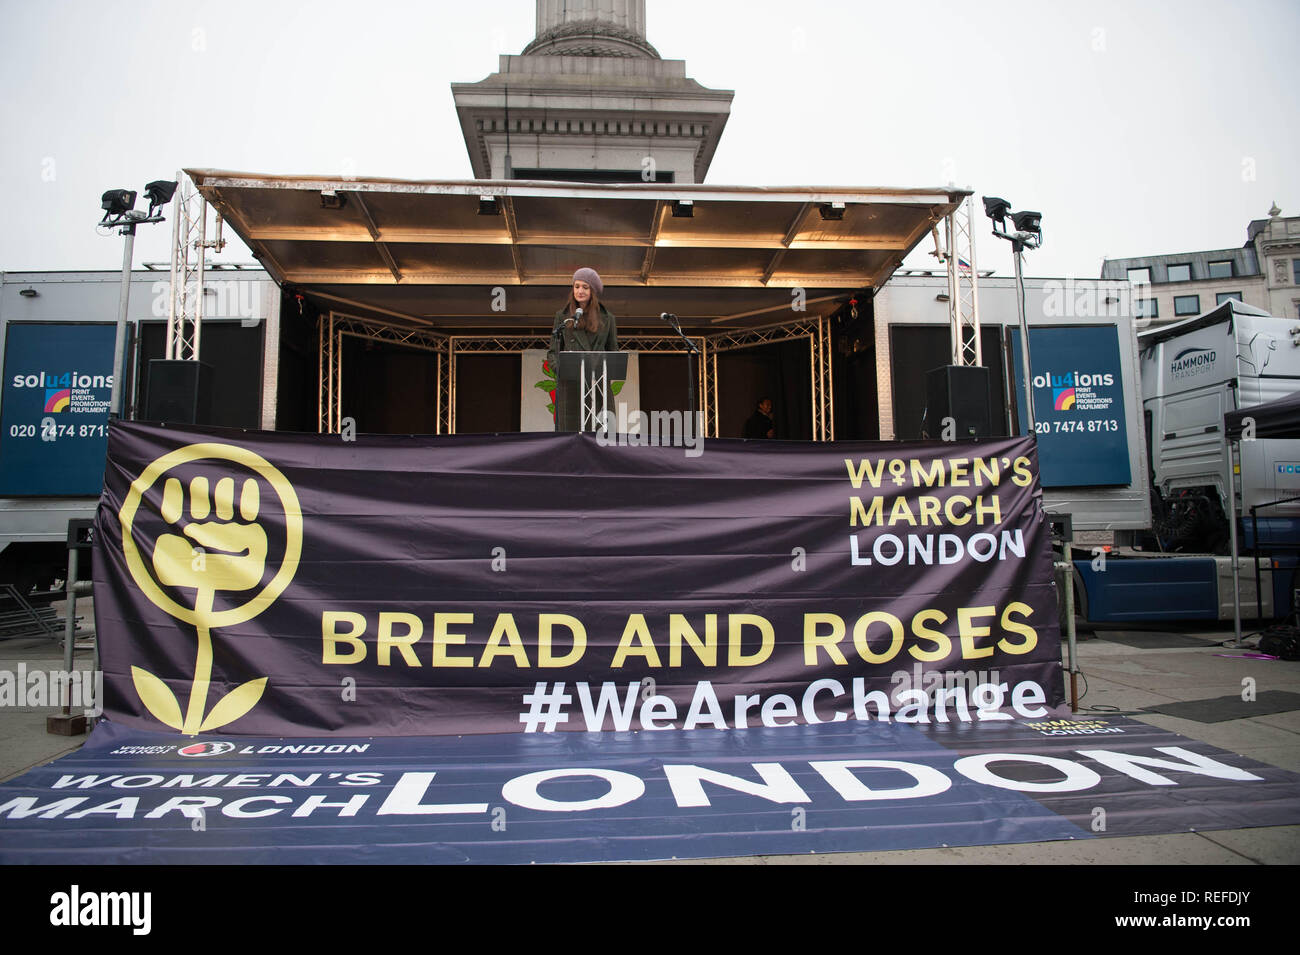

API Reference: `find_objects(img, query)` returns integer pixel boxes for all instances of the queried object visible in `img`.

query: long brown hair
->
[565,288,603,334]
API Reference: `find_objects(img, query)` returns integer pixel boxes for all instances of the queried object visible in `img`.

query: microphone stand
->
[659,313,699,428]
[552,312,576,349]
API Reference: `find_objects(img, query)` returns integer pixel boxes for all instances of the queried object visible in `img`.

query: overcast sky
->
[2,0,1297,281]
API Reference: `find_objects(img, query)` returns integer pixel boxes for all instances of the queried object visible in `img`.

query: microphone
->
[660,312,677,322]
[571,307,583,326]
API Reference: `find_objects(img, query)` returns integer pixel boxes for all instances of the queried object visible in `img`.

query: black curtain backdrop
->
[137,320,263,429]
[453,354,522,434]
[830,297,880,441]
[638,353,692,417]
[340,338,443,435]
[718,340,813,440]
[890,325,1007,441]
[274,291,317,433]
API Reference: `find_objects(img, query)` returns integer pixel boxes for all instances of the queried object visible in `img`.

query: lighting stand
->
[100,181,177,419]
[982,198,1043,434]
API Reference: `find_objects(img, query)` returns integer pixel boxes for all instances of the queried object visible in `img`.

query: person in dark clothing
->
[743,397,775,439]
[546,267,618,373]
[548,268,619,431]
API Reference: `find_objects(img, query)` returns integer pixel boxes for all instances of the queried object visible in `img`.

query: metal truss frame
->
[943,197,982,366]
[317,317,834,439]
[319,311,447,434]
[704,317,834,440]
[815,315,834,441]
[317,313,340,434]
[167,174,206,361]
[441,335,550,435]
[441,333,703,435]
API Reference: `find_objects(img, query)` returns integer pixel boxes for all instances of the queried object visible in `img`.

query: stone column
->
[536,0,647,37]
[527,0,658,58]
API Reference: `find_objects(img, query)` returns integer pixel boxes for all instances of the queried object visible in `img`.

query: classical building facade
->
[1101,205,1300,324]
[451,0,733,183]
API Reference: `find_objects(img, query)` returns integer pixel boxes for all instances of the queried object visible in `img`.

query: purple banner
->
[95,423,1065,737]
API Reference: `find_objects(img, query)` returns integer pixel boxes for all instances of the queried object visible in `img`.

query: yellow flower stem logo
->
[119,443,302,735]
[186,588,218,735]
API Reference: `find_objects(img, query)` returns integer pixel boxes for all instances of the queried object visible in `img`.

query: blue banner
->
[2,716,1296,864]
[1009,326,1132,487]
[0,323,116,495]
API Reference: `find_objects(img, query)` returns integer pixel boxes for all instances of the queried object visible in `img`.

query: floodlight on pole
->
[981,196,1010,225]
[100,189,137,221]
[983,194,1044,433]
[144,179,178,216]
[1011,209,1042,236]
[101,179,178,420]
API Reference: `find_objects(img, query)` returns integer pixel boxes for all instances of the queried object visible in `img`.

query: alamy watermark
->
[0,665,102,716]
[49,884,151,935]
[889,663,1002,705]
[595,403,704,458]
[1043,279,1147,325]
[151,279,261,324]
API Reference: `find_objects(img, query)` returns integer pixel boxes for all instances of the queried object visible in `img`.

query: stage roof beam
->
[187,170,967,332]
[501,196,525,284]
[350,191,403,283]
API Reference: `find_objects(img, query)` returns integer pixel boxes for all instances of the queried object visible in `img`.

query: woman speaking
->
[548,268,617,361]
[548,268,619,431]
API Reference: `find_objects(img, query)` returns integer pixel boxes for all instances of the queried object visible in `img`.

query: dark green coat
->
[547,303,618,372]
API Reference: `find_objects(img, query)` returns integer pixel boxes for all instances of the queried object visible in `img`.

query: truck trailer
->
[1070,300,1300,623]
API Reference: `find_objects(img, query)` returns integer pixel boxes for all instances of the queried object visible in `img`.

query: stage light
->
[981,196,1010,222]
[982,191,1044,433]
[320,190,347,210]
[1011,209,1042,235]
[19,287,38,298]
[144,179,178,214]
[818,201,845,221]
[478,195,500,215]
[99,177,182,419]
[101,189,137,219]
[671,199,694,218]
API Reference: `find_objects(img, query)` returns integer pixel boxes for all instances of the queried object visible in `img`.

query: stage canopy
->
[187,170,967,333]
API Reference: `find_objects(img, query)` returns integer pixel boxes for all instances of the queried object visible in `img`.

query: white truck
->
[1070,300,1300,622]
[1140,300,1300,549]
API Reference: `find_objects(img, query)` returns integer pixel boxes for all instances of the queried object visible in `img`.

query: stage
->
[2,421,1298,865]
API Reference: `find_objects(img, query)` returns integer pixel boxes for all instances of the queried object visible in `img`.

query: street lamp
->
[983,195,1043,432]
[100,179,177,418]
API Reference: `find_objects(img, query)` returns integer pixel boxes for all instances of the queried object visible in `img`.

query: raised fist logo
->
[153,476,268,593]
[119,443,301,735]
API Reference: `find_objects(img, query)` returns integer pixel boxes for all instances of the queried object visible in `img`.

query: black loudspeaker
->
[144,360,214,424]
[924,364,991,439]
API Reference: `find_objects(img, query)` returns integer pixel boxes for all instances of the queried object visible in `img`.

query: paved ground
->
[2,602,1298,864]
